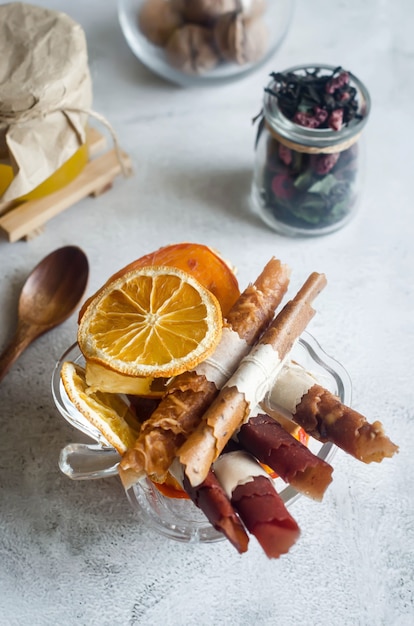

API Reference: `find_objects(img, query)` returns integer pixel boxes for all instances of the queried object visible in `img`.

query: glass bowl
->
[118,0,295,87]
[52,331,351,543]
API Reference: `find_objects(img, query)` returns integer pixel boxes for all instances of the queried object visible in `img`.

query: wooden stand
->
[0,128,131,242]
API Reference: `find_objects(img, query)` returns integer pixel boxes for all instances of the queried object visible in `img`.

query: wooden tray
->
[0,128,131,242]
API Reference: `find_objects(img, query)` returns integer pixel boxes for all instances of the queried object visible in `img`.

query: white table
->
[0,1,412,624]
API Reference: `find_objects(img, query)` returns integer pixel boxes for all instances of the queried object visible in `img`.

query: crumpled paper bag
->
[0,2,92,206]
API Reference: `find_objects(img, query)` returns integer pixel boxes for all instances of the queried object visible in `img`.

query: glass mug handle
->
[59,443,120,480]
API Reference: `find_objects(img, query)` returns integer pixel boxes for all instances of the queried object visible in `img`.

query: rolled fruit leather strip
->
[119,258,291,488]
[178,272,327,488]
[213,450,300,558]
[176,408,327,551]
[266,363,398,463]
[170,441,251,552]
[179,465,249,554]
[237,413,333,501]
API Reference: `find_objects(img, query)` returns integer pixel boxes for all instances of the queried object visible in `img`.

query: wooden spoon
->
[0,245,89,382]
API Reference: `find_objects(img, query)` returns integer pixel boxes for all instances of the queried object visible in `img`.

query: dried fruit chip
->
[61,361,139,454]
[85,360,167,397]
[78,265,223,378]
[79,242,239,321]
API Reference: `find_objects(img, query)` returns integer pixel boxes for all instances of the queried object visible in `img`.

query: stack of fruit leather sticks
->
[119,258,397,558]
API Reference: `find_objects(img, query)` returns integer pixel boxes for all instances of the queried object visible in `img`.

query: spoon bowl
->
[0,245,89,382]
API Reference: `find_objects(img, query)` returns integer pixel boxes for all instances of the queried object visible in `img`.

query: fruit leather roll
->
[119,258,291,488]
[180,467,249,554]
[237,413,333,500]
[267,362,399,463]
[214,450,300,558]
[178,272,327,488]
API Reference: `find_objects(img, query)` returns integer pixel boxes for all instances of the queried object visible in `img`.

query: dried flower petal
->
[271,173,295,199]
[278,143,292,166]
[325,70,349,94]
[311,153,340,175]
[265,66,362,130]
[328,109,344,131]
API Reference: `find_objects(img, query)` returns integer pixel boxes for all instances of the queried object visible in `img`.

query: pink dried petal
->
[328,109,344,131]
[292,111,322,128]
[337,90,351,104]
[293,106,329,129]
[271,173,295,200]
[278,143,293,166]
[313,107,328,125]
[311,152,340,175]
[325,71,349,94]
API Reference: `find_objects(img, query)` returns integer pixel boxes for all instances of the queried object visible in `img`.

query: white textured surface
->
[0,1,413,624]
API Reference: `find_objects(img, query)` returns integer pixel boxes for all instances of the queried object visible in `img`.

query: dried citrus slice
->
[85,360,167,397]
[78,265,223,378]
[122,243,240,316]
[78,243,240,321]
[61,361,140,454]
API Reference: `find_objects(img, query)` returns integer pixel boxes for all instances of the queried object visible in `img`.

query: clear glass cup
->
[52,332,351,544]
[250,64,371,236]
[118,0,295,87]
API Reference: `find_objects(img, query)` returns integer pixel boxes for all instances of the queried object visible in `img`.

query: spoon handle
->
[0,321,43,382]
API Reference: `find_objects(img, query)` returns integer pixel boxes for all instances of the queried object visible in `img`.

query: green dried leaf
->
[293,170,315,191]
[308,174,338,195]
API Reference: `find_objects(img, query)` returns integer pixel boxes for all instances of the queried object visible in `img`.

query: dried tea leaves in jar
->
[251,65,371,236]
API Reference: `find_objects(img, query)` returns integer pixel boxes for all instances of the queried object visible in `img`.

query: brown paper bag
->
[0,2,92,206]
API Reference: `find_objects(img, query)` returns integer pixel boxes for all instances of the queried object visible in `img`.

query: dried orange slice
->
[122,243,240,316]
[78,265,223,378]
[85,360,167,397]
[61,361,140,454]
[79,243,240,321]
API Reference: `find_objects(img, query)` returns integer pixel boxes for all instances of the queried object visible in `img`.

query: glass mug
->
[52,332,351,543]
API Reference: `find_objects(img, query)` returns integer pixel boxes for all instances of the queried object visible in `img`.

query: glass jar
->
[250,64,371,236]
